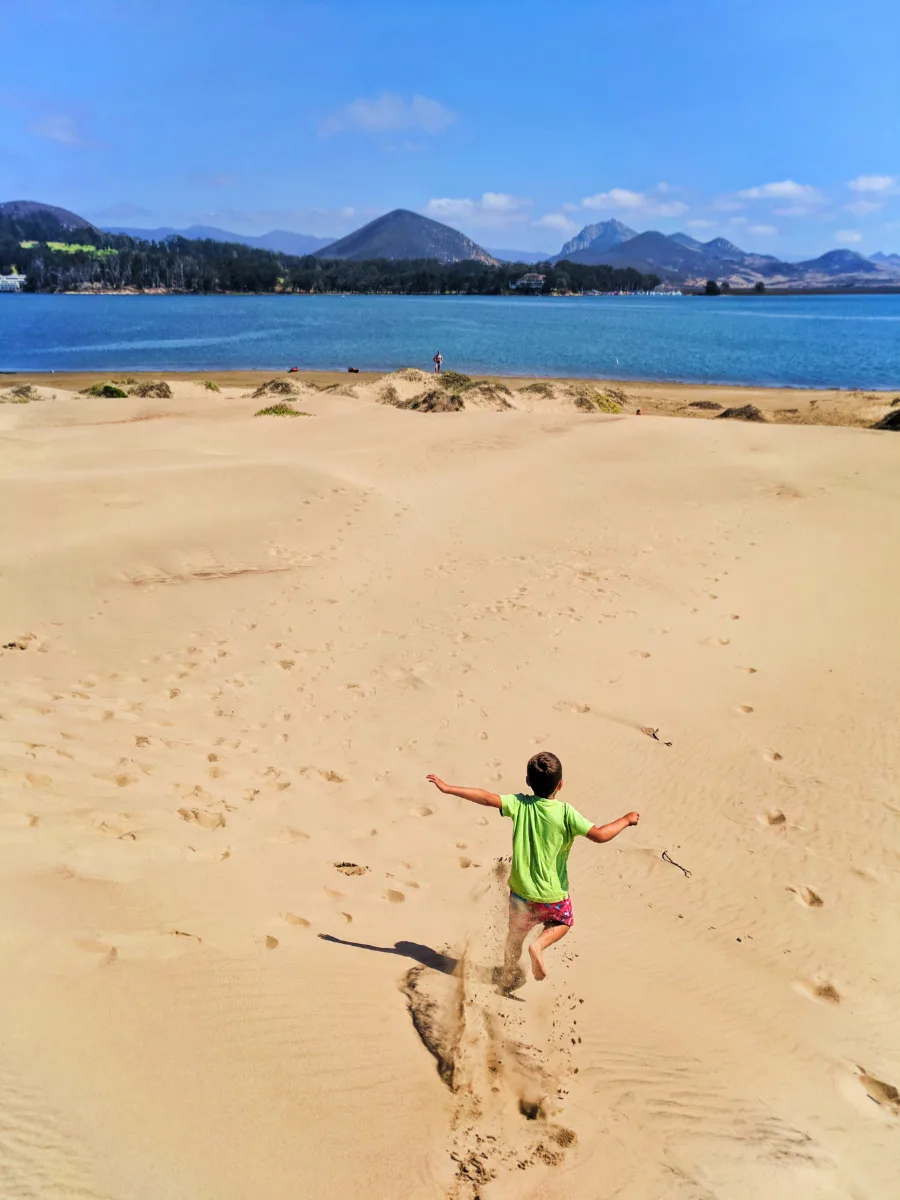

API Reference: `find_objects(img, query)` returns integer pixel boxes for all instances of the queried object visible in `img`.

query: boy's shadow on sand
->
[318,934,458,974]
[319,934,525,992]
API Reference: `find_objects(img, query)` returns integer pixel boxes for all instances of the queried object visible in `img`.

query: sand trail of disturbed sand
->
[0,379,898,1198]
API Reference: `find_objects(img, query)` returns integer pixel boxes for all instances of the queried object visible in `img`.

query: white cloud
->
[535,212,578,232]
[561,202,581,212]
[847,174,897,193]
[481,192,520,211]
[319,93,456,137]
[737,179,820,201]
[834,229,863,244]
[773,203,825,217]
[747,224,777,236]
[27,113,101,148]
[686,219,717,229]
[581,187,687,218]
[844,199,882,217]
[426,193,530,228]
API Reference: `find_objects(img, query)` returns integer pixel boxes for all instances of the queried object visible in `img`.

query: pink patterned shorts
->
[510,891,574,928]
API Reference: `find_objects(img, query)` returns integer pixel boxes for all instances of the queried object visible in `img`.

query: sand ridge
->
[0,379,898,1197]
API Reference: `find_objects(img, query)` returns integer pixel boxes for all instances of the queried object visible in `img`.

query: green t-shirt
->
[500,793,594,903]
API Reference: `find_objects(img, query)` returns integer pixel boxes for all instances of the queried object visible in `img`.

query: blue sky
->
[1,0,898,255]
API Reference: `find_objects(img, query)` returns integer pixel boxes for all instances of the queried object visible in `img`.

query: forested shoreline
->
[1,220,660,296]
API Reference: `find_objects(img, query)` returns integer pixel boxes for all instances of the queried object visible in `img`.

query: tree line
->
[0,228,660,296]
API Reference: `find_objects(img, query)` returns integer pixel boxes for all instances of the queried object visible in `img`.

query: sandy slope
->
[0,378,898,1199]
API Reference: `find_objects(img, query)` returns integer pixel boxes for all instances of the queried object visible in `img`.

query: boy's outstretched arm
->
[426,774,502,809]
[587,812,640,843]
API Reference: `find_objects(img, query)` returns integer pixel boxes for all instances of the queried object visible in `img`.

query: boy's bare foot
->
[529,942,547,981]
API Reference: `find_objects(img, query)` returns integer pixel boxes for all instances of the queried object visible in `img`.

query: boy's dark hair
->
[526,751,562,798]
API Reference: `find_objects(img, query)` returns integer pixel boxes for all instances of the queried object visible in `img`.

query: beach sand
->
[0,374,898,1198]
[4,367,898,427]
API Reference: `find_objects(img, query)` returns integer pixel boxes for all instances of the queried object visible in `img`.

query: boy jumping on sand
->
[427,752,638,986]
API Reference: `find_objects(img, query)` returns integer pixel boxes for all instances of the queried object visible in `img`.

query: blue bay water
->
[2,293,899,389]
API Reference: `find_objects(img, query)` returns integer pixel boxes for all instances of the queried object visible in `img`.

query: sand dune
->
[0,377,898,1198]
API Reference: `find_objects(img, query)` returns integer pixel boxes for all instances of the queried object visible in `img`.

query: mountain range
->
[555,220,900,286]
[3,200,900,288]
[105,224,333,256]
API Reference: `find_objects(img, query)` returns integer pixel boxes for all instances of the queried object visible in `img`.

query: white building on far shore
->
[0,273,27,292]
[509,272,546,290]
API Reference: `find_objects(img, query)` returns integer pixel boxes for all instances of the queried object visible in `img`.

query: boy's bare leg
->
[528,923,569,981]
[501,901,531,992]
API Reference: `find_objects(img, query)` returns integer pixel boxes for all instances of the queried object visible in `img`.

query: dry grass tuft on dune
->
[1,384,45,403]
[872,409,900,430]
[128,379,173,399]
[254,402,310,417]
[81,381,128,398]
[400,388,466,412]
[718,403,767,421]
[251,377,298,399]
[569,384,623,413]
[690,399,725,411]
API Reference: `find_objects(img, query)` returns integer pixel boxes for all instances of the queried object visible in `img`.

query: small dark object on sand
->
[348,367,360,373]
[717,404,766,422]
[661,850,691,878]
[872,409,900,431]
[642,727,672,746]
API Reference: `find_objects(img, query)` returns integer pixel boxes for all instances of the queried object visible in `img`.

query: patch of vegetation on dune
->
[436,370,473,391]
[254,402,310,417]
[400,389,465,412]
[462,380,513,410]
[391,367,430,382]
[202,380,221,392]
[717,404,766,422]
[250,378,297,399]
[518,381,556,398]
[689,399,723,411]
[1,384,46,404]
[129,380,173,399]
[568,384,623,413]
[81,382,128,398]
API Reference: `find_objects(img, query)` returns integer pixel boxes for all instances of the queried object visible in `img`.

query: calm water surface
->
[2,293,899,389]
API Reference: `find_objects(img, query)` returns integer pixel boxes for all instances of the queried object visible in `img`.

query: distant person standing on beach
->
[433,351,443,374]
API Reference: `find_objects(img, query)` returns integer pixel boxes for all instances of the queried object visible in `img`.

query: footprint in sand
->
[788,885,824,907]
[843,1066,900,1117]
[334,862,368,876]
[284,913,310,927]
[739,666,758,674]
[796,977,840,1005]
[762,748,784,762]
[265,935,279,950]
[736,704,754,714]
[386,889,405,903]
[177,807,227,830]
[759,809,787,826]
[630,650,651,659]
